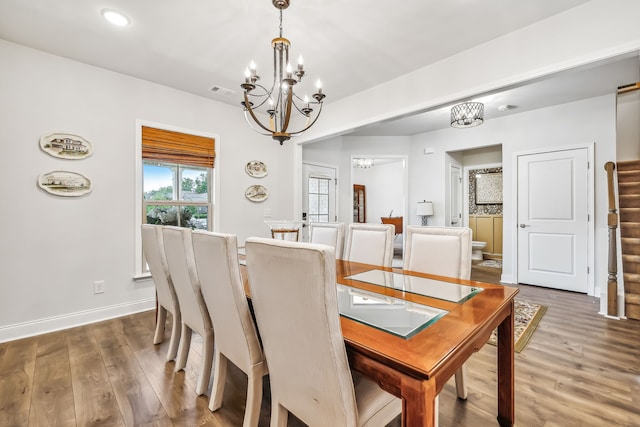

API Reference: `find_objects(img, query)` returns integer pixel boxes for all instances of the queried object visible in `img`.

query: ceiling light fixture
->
[353,158,374,168]
[101,9,130,27]
[241,0,326,145]
[450,101,484,128]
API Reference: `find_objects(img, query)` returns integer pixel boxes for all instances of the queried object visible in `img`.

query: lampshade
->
[416,201,434,216]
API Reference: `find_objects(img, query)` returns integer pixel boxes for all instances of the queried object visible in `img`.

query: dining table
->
[239,251,518,427]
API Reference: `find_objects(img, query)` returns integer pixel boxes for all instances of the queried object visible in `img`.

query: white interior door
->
[449,165,463,227]
[517,148,589,292]
[302,163,337,242]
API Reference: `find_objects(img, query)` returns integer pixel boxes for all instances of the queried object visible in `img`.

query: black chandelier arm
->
[287,103,324,136]
[280,87,294,133]
[243,92,275,134]
[242,112,276,136]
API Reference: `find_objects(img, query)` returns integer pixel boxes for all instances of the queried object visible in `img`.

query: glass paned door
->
[302,163,337,242]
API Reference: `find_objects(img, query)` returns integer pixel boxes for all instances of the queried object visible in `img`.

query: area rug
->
[477,259,502,269]
[487,300,547,352]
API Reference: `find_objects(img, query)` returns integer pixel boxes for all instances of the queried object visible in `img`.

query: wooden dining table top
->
[240,255,518,393]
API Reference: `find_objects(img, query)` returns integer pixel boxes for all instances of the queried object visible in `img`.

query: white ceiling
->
[1,0,637,136]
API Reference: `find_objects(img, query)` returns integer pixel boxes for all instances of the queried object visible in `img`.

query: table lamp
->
[416,201,434,226]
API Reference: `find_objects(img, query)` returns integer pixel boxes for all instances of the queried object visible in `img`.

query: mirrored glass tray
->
[344,269,482,303]
[337,284,448,339]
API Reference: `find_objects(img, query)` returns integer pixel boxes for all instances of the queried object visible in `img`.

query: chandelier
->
[450,102,484,128]
[241,0,326,145]
[353,158,374,168]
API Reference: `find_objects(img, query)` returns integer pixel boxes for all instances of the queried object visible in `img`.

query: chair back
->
[245,238,358,425]
[141,224,178,313]
[192,230,264,371]
[309,222,345,259]
[344,223,394,267]
[162,226,211,334]
[404,226,472,279]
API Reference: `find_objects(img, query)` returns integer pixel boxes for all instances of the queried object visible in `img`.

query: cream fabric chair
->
[245,237,401,427]
[309,222,345,259]
[344,223,394,267]
[162,226,214,396]
[404,225,472,403]
[192,231,268,427]
[141,224,181,361]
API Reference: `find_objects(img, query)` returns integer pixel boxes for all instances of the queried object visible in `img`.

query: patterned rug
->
[477,259,502,269]
[487,300,547,352]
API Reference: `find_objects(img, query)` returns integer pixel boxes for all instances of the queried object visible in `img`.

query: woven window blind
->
[142,126,215,168]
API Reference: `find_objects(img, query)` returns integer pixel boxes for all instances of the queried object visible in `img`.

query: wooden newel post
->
[604,161,618,317]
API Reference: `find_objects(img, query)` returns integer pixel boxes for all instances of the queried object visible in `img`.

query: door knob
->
[519,224,529,228]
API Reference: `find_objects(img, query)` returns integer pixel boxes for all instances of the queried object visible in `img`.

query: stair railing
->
[604,161,618,316]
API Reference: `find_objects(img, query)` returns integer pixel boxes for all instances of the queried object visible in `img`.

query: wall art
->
[40,132,93,159]
[245,184,268,202]
[475,172,503,204]
[38,170,92,197]
[245,160,267,178]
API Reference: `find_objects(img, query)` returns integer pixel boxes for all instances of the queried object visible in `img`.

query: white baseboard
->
[500,273,514,284]
[0,298,155,344]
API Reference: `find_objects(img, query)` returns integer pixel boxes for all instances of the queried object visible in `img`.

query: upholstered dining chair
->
[404,226,472,405]
[245,237,401,427]
[141,224,181,361]
[162,226,214,396]
[344,223,395,267]
[192,231,268,427]
[308,222,345,259]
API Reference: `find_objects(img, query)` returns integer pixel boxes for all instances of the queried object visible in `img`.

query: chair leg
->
[166,311,181,361]
[454,363,468,399]
[153,306,167,344]
[270,401,288,427]
[209,351,228,411]
[196,330,214,395]
[243,369,264,427]
[175,324,192,372]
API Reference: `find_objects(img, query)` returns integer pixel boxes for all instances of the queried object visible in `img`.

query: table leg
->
[497,299,515,427]
[400,376,436,427]
[348,351,436,426]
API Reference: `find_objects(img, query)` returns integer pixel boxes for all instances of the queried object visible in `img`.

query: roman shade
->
[142,126,215,168]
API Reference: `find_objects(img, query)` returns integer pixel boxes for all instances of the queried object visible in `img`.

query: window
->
[143,162,210,229]
[135,124,216,276]
[308,176,330,223]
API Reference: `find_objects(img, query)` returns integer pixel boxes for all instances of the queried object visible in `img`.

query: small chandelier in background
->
[450,101,484,128]
[353,158,374,169]
[241,0,326,145]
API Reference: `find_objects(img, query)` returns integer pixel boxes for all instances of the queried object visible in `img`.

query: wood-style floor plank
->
[0,336,37,427]
[68,324,125,426]
[1,265,639,426]
[93,319,171,426]
[28,331,75,426]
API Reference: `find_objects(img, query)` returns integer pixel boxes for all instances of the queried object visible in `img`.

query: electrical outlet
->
[94,280,105,294]
[264,208,272,218]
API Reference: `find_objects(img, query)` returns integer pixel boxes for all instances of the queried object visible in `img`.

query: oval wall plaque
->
[38,170,92,197]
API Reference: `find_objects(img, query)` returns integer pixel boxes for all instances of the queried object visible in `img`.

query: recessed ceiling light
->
[101,9,130,27]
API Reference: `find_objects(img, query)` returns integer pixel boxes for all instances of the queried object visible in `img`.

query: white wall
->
[617,90,640,161]
[352,160,404,224]
[297,0,640,143]
[410,94,616,304]
[0,40,295,342]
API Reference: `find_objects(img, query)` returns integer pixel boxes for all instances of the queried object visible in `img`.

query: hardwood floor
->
[1,266,639,426]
